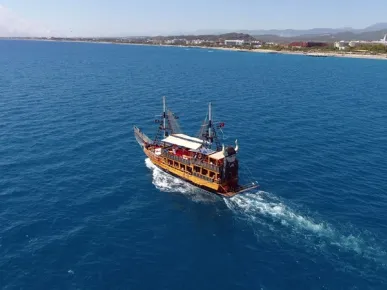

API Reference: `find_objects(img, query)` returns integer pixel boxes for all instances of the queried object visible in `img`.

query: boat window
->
[202,168,208,176]
[187,167,192,173]
[209,171,215,178]
[180,164,185,170]
[194,166,200,173]
[174,161,179,167]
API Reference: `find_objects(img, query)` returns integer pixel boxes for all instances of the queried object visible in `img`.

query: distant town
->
[5,31,387,57]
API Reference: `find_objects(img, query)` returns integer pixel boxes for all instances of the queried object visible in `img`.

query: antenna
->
[163,96,166,137]
[208,102,212,143]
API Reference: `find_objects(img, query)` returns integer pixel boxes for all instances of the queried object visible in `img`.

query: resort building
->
[334,41,350,50]
[224,39,245,46]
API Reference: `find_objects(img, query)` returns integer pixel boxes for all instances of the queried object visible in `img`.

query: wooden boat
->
[134,97,258,197]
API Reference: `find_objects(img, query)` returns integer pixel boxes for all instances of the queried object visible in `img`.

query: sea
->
[1,40,387,290]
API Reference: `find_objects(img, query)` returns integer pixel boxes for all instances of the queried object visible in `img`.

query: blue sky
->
[1,0,387,36]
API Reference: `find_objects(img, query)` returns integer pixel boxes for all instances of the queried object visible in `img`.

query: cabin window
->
[187,167,192,173]
[194,166,200,173]
[202,168,208,176]
[168,159,173,165]
[180,164,185,170]
[209,171,215,179]
[174,161,179,167]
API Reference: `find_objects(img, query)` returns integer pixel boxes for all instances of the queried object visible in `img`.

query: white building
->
[249,40,262,47]
[165,39,187,45]
[191,39,204,45]
[224,39,245,46]
[370,34,387,45]
[380,34,387,44]
[334,41,349,50]
[349,41,361,47]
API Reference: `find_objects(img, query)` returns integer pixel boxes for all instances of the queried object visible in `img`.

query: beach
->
[207,46,387,60]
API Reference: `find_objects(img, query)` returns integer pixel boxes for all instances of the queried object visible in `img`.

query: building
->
[249,40,262,47]
[224,39,245,46]
[368,34,387,45]
[191,39,204,45]
[334,41,349,50]
[379,34,387,45]
[288,41,328,48]
[165,39,187,45]
[349,41,361,47]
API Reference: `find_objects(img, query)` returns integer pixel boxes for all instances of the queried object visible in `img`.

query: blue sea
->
[1,40,387,290]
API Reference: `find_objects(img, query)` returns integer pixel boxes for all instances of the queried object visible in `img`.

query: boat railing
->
[164,151,219,172]
[163,152,190,165]
[163,151,220,183]
[190,159,220,172]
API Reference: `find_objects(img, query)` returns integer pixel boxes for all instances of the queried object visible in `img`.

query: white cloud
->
[0,4,52,37]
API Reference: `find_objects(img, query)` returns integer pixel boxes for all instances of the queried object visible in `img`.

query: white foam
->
[144,158,386,264]
[144,158,217,203]
[225,191,386,263]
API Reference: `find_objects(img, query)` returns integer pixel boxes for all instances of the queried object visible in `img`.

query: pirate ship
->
[134,97,258,197]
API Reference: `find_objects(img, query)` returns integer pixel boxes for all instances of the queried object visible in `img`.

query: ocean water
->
[1,40,387,290]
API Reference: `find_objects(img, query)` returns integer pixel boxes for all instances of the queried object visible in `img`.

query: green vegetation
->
[348,44,387,53]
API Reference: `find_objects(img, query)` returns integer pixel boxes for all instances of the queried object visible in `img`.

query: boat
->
[134,97,258,197]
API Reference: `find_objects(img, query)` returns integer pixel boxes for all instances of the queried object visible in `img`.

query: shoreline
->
[202,46,387,60]
[3,38,387,61]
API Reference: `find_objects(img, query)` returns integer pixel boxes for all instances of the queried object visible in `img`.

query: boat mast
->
[208,102,212,144]
[163,96,167,137]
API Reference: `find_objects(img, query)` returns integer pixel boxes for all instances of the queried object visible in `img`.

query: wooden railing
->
[163,151,221,183]
[163,152,220,172]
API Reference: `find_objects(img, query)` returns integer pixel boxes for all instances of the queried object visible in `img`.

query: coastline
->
[205,46,387,60]
[4,38,387,61]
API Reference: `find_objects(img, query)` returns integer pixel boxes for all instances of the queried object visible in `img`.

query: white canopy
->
[209,151,224,160]
[161,134,204,150]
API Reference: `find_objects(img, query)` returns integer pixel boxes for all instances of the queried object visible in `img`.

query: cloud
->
[0,4,53,37]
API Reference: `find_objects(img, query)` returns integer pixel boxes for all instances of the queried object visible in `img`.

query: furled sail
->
[166,109,183,134]
[197,103,222,151]
[197,115,208,142]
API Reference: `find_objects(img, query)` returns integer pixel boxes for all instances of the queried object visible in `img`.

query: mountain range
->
[192,23,387,38]
[253,30,387,43]
[1,3,386,41]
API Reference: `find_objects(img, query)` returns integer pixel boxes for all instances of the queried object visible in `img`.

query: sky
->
[1,0,387,37]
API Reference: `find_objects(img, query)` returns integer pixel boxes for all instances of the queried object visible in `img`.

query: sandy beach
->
[205,46,387,60]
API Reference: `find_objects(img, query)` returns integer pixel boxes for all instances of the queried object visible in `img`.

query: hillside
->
[139,33,255,42]
[192,23,387,38]
[253,30,387,43]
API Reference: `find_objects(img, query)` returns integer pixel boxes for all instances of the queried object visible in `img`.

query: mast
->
[163,96,166,137]
[208,102,212,143]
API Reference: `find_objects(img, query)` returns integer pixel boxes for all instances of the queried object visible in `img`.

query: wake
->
[145,158,386,266]
[225,191,387,266]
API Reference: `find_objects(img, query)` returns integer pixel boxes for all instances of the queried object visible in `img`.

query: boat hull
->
[144,148,257,197]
